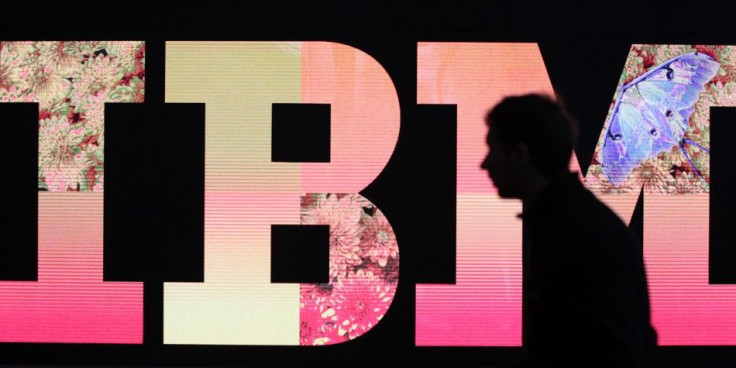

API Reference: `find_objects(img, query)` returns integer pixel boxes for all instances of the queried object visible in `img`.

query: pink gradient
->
[416,195,522,346]
[644,194,736,345]
[417,42,555,196]
[201,191,300,281]
[416,43,554,346]
[163,192,301,345]
[300,42,400,193]
[416,42,736,347]
[0,193,143,343]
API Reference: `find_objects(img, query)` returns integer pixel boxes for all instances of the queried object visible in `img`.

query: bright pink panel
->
[0,193,143,343]
[415,43,555,346]
[416,195,523,346]
[644,194,736,345]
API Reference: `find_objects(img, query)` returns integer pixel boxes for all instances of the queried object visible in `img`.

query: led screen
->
[163,41,400,345]
[1,40,736,351]
[415,43,736,346]
[0,41,145,343]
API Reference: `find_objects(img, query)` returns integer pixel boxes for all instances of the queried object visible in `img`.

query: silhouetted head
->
[481,94,577,200]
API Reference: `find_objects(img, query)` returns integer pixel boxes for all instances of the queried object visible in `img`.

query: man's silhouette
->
[481,94,658,368]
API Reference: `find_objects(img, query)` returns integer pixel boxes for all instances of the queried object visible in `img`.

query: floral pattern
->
[587,45,736,194]
[299,194,399,345]
[0,41,145,191]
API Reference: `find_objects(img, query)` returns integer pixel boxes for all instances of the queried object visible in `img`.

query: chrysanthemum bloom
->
[77,90,106,133]
[105,41,143,73]
[38,41,82,78]
[634,158,669,193]
[39,115,90,191]
[0,58,16,89]
[71,55,123,107]
[668,171,704,194]
[299,302,345,346]
[1,42,35,60]
[302,194,364,279]
[359,212,398,267]
[16,58,71,106]
[330,269,394,340]
[300,282,333,306]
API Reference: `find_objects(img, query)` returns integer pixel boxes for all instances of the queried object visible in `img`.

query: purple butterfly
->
[601,51,720,187]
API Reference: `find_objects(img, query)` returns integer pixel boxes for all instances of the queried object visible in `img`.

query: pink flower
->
[302,194,364,279]
[300,282,333,306]
[330,269,395,340]
[71,55,122,107]
[365,256,399,285]
[299,302,346,346]
[39,115,89,191]
[299,196,399,344]
[15,60,70,105]
[359,212,398,267]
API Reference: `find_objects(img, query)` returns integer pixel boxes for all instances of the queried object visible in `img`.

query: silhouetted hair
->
[486,94,578,174]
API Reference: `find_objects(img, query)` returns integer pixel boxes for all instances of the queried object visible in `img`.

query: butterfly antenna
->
[682,138,710,154]
[678,139,708,182]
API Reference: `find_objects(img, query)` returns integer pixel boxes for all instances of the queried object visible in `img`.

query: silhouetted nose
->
[481,154,491,170]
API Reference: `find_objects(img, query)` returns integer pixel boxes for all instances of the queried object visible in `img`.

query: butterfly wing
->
[601,87,655,186]
[601,52,719,187]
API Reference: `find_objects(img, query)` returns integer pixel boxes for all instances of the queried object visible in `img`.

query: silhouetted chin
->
[493,184,520,199]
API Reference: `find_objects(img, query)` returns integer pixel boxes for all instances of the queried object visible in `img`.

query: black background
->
[2,0,736,366]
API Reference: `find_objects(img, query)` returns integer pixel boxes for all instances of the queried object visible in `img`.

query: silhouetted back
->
[482,94,658,368]
[521,172,657,368]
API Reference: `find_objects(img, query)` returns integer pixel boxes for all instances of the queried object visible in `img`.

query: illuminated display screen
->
[0,41,145,343]
[1,9,736,365]
[163,41,399,345]
[415,43,736,346]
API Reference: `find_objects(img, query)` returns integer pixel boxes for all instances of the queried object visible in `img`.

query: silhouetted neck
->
[520,170,576,217]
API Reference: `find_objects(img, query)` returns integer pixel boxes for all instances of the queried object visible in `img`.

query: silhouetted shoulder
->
[521,172,655,368]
